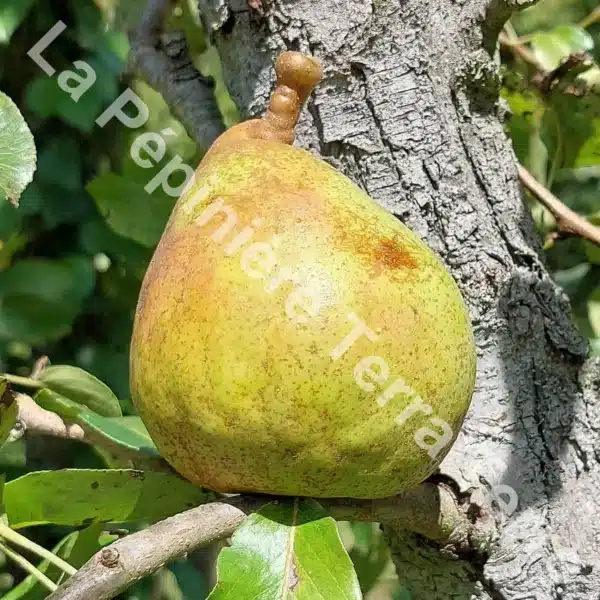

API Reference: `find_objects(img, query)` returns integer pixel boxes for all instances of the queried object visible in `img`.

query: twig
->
[46,502,248,600]
[579,6,600,29]
[47,483,498,600]
[535,52,593,95]
[0,523,77,576]
[10,393,170,471]
[129,0,224,149]
[500,5,600,47]
[0,541,58,593]
[12,393,85,442]
[30,356,50,380]
[2,374,44,389]
[518,164,600,246]
[499,31,593,95]
[498,31,544,72]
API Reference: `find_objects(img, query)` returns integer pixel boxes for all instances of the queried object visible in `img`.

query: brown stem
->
[30,356,49,380]
[208,51,323,152]
[498,32,545,72]
[11,393,169,470]
[579,6,600,29]
[518,164,600,246]
[46,502,247,600]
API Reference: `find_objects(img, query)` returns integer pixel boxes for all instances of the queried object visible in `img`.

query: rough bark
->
[196,0,600,598]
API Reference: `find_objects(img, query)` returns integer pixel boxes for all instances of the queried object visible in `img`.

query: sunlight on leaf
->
[531,25,594,71]
[207,498,361,600]
[5,469,211,529]
[0,91,36,206]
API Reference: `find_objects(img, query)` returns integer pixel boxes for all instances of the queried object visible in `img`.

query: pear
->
[130,52,476,499]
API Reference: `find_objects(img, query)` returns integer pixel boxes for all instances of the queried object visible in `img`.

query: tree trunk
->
[196,0,600,597]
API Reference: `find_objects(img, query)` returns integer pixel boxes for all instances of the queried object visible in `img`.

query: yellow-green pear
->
[130,52,476,499]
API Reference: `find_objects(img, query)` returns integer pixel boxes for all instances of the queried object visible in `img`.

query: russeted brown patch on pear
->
[130,51,476,499]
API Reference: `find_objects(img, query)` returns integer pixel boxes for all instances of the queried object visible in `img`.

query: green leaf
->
[0,257,96,344]
[348,524,391,594]
[0,473,5,518]
[544,90,600,169]
[0,439,26,469]
[0,258,93,305]
[79,218,152,276]
[0,194,21,237]
[208,498,361,600]
[16,178,95,230]
[34,388,83,420]
[0,295,75,344]
[4,469,211,529]
[588,285,600,338]
[36,137,82,191]
[86,174,174,247]
[501,86,546,172]
[71,0,104,49]
[0,379,18,447]
[531,25,594,71]
[0,91,36,206]
[585,241,600,265]
[25,75,105,133]
[3,524,106,600]
[169,560,210,599]
[0,0,37,44]
[38,365,122,418]
[76,414,159,457]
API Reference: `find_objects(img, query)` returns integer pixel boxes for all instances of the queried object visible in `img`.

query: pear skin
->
[130,53,476,499]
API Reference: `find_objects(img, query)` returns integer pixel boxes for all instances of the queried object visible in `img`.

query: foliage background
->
[0,0,598,598]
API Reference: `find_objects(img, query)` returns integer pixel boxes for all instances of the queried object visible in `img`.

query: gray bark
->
[196,0,600,598]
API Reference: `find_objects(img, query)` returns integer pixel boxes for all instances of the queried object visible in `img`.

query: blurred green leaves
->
[0,0,37,45]
[0,3,215,596]
[0,257,95,344]
[531,25,593,70]
[87,174,174,248]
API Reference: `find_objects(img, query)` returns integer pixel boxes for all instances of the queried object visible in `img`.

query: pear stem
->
[207,51,323,151]
[261,52,323,143]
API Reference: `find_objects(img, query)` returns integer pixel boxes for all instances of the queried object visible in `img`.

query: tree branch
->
[46,502,247,600]
[46,482,498,600]
[518,164,600,246]
[12,393,85,442]
[498,31,544,71]
[129,0,224,149]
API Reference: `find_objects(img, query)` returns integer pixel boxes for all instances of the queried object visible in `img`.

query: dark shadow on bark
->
[491,246,587,512]
[383,527,484,600]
